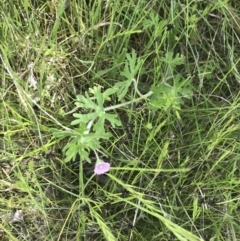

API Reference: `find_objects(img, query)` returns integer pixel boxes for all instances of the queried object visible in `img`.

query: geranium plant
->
[51,49,193,173]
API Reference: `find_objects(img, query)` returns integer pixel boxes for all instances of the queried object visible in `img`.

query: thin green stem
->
[104,90,153,112]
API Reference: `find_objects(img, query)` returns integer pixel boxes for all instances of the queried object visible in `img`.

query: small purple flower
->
[94,161,110,175]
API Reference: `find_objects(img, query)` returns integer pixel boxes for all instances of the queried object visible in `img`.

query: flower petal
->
[94,161,110,175]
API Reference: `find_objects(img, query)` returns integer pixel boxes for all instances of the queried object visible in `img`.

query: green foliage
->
[142,11,160,29]
[52,49,192,163]
[62,129,110,163]
[149,51,192,114]
[52,86,122,163]
[72,86,122,132]
[150,74,193,111]
[3,1,240,240]
[114,49,143,101]
[161,51,185,69]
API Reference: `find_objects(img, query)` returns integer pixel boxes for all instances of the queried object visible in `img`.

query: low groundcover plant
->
[52,49,192,174]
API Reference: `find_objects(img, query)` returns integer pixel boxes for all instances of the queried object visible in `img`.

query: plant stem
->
[104,90,153,112]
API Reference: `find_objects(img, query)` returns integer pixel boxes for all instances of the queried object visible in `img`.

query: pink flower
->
[94,161,110,175]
